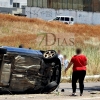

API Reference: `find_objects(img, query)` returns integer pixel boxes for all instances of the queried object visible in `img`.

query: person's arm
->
[84,56,88,65]
[85,60,87,65]
[65,61,73,73]
[62,56,64,66]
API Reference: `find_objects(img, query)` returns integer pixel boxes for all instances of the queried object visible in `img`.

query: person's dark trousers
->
[72,70,86,94]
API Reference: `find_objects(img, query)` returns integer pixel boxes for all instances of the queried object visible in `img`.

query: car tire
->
[65,22,68,24]
[43,50,58,62]
[0,48,7,54]
[42,81,58,93]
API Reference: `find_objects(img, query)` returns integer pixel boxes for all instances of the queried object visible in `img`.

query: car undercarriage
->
[0,47,61,93]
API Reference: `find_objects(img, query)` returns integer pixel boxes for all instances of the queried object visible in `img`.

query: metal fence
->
[27,0,100,12]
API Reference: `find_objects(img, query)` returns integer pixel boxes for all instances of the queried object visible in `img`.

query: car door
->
[14,55,41,70]
[60,17,64,23]
[65,17,70,24]
[70,17,74,25]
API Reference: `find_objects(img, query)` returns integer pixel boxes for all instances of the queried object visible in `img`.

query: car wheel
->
[0,48,7,54]
[43,50,58,62]
[65,22,68,24]
[41,81,58,93]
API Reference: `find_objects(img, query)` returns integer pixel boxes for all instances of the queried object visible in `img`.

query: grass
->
[0,14,100,76]
[0,33,36,48]
[61,47,100,77]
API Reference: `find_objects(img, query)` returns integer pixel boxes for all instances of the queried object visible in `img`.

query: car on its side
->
[49,16,74,25]
[0,46,61,94]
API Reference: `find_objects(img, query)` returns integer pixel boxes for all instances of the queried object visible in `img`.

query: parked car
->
[49,16,74,25]
[0,46,61,94]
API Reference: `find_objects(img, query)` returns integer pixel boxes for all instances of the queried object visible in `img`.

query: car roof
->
[1,46,42,56]
[56,16,74,18]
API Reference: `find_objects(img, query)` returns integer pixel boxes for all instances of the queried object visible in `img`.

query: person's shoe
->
[80,93,83,96]
[72,93,77,96]
[61,89,64,92]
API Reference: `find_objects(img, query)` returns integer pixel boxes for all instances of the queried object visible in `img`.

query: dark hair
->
[76,48,82,54]
[64,55,67,58]
[58,50,61,53]
[19,44,24,48]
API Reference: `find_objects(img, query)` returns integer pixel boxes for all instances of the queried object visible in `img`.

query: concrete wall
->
[0,7,16,14]
[0,7,25,15]
[25,7,100,25]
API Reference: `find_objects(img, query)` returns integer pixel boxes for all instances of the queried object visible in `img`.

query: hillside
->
[0,14,100,75]
[0,14,100,47]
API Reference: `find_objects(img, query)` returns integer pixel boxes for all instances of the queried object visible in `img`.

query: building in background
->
[26,0,100,25]
[0,0,27,15]
[0,0,27,8]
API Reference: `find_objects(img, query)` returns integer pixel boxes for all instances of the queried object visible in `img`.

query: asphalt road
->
[0,82,100,100]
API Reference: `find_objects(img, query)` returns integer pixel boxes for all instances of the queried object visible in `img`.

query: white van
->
[50,16,74,25]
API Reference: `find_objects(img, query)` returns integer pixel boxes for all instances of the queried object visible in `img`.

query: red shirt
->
[71,54,87,71]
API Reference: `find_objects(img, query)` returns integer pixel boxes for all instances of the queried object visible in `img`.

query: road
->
[0,82,100,100]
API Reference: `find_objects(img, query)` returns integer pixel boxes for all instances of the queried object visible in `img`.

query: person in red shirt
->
[65,48,87,96]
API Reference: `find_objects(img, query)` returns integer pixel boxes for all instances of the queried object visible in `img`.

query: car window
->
[53,17,60,20]
[61,17,64,21]
[71,18,74,21]
[65,17,69,21]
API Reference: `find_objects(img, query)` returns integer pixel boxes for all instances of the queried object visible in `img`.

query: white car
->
[49,16,74,25]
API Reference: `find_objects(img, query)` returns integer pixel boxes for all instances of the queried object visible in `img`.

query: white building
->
[0,0,27,8]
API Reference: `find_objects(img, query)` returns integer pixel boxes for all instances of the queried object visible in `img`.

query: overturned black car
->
[0,46,61,93]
